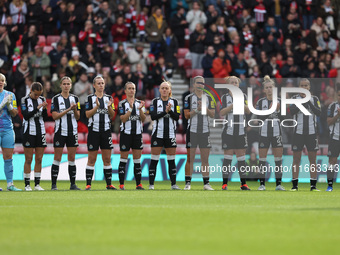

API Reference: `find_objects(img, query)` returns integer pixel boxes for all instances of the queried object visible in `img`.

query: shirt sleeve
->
[327,103,335,118]
[208,95,215,110]
[118,101,125,116]
[184,95,190,110]
[51,96,59,113]
[11,93,17,109]
[85,96,92,111]
[21,97,38,120]
[75,96,81,110]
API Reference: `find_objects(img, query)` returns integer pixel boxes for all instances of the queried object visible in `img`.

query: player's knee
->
[35,157,43,164]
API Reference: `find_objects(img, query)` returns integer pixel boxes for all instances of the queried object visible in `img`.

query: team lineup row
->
[0,74,340,192]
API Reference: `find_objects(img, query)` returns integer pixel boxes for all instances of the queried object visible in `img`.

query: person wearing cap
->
[127,41,148,73]
[11,47,21,72]
[29,45,51,83]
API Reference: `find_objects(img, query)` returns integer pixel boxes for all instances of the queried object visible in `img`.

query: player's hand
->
[337,108,340,116]
[166,103,172,113]
[107,98,114,109]
[138,101,145,110]
[6,94,13,106]
[70,103,77,110]
[197,101,202,111]
[96,97,100,108]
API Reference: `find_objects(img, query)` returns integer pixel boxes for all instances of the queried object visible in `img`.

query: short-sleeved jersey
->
[221,92,248,136]
[327,101,340,141]
[21,95,47,135]
[118,98,145,135]
[51,94,80,136]
[0,90,17,132]
[184,92,215,133]
[150,97,180,139]
[256,97,282,137]
[85,94,113,132]
[290,94,321,135]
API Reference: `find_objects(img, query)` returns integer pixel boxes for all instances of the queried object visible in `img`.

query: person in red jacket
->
[111,16,129,50]
[78,20,102,53]
[211,49,232,80]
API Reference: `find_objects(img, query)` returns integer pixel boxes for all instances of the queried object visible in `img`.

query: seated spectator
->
[145,7,167,58]
[189,23,206,69]
[29,45,51,83]
[111,16,129,50]
[42,80,54,99]
[201,46,215,78]
[318,30,337,54]
[57,56,73,78]
[316,61,328,78]
[211,49,232,79]
[186,1,207,33]
[212,35,224,54]
[280,56,301,78]
[121,65,133,84]
[206,23,219,45]
[21,24,38,54]
[111,58,123,78]
[94,14,111,46]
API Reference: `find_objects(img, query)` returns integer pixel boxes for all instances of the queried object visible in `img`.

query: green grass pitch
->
[1,180,339,255]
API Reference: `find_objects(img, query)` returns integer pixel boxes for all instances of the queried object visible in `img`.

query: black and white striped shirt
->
[150,97,180,139]
[85,94,113,132]
[327,102,340,141]
[51,94,80,136]
[118,99,145,135]
[184,92,214,133]
[21,95,47,135]
[221,92,248,136]
[256,97,281,137]
[289,94,321,135]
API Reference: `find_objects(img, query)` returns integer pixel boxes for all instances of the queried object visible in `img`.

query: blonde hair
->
[0,73,7,87]
[262,75,275,87]
[124,81,135,90]
[93,75,104,85]
[299,78,310,86]
[225,76,241,84]
[160,80,172,97]
[60,76,72,84]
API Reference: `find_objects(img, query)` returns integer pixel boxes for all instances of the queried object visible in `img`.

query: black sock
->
[292,178,298,188]
[149,159,158,185]
[168,159,177,186]
[185,176,191,184]
[118,159,127,185]
[104,166,112,186]
[259,159,266,186]
[222,158,231,185]
[34,173,41,186]
[275,158,283,186]
[310,178,317,188]
[134,160,141,186]
[68,162,76,185]
[24,173,30,186]
[238,160,246,185]
[203,177,209,185]
[327,165,334,187]
[51,163,59,186]
[86,166,94,186]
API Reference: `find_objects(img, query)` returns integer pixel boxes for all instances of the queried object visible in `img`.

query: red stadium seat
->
[176,134,184,144]
[142,146,151,154]
[45,133,54,143]
[186,69,192,78]
[145,100,152,109]
[46,99,52,117]
[43,46,54,54]
[78,133,86,144]
[77,121,88,133]
[13,146,24,154]
[191,69,203,77]
[183,59,192,70]
[46,35,60,46]
[16,35,23,46]
[112,133,118,144]
[38,35,46,46]
[177,48,189,58]
[176,147,187,154]
[76,146,88,154]
[113,147,121,154]
[45,121,55,134]
[142,133,151,144]
[45,146,54,154]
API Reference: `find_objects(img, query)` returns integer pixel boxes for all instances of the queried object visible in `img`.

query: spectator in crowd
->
[311,16,330,40]
[318,0,337,37]
[211,49,232,79]
[232,51,249,78]
[280,56,301,78]
[78,20,102,53]
[26,0,42,28]
[5,16,19,56]
[9,0,27,34]
[29,45,51,83]
[12,59,30,102]
[49,42,67,75]
[128,42,148,73]
[186,1,207,33]
[96,0,116,25]
[80,43,100,68]
[302,0,317,30]
[132,63,148,99]
[57,56,73,79]
[160,27,178,69]
[73,71,93,124]
[282,13,302,45]
[318,30,337,53]
[170,6,187,48]
[152,56,171,97]
[216,16,230,44]
[294,40,311,71]
[100,45,112,68]
[145,7,167,58]
[136,7,149,42]
[205,4,218,28]
[189,23,206,69]
[263,16,280,39]
[21,24,38,54]
[238,9,252,28]
[112,42,129,65]
[201,46,215,78]
[0,25,10,62]
[244,50,257,75]
[94,14,111,45]
[111,15,129,50]
[42,5,56,36]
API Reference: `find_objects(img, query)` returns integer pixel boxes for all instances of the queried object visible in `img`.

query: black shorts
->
[259,135,283,149]
[186,131,211,149]
[54,133,79,148]
[221,133,248,150]
[120,133,143,151]
[23,134,47,148]
[328,139,340,158]
[87,129,113,151]
[292,133,319,152]
[151,135,177,148]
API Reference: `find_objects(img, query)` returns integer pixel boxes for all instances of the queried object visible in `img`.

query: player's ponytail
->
[262,75,275,87]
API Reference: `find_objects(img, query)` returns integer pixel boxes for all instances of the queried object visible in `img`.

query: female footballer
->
[117,82,146,190]
[256,75,285,191]
[0,73,21,191]
[220,76,251,190]
[85,76,116,190]
[289,78,321,191]
[21,82,48,191]
[148,81,181,190]
[50,76,81,190]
